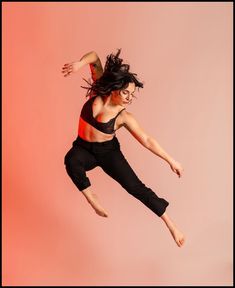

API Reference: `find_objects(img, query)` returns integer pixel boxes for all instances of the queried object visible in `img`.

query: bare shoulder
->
[121,110,139,129]
[121,110,136,124]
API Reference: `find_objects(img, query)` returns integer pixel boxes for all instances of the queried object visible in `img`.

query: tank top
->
[80,96,126,134]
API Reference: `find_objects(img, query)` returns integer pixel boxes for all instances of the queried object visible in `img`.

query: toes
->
[179,238,185,246]
[95,210,108,217]
[104,211,109,217]
[177,239,184,247]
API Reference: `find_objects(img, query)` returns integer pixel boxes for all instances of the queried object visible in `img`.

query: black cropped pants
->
[64,135,169,217]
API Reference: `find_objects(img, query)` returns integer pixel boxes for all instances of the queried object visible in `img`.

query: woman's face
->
[114,82,136,105]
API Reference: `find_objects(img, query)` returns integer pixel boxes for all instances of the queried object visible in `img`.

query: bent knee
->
[64,150,71,165]
[64,150,80,167]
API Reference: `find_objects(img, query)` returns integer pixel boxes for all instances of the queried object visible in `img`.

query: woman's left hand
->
[169,159,184,178]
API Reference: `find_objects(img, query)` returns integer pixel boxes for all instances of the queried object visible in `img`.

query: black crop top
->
[80,96,126,134]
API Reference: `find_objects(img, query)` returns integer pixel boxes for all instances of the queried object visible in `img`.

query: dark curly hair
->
[80,48,144,99]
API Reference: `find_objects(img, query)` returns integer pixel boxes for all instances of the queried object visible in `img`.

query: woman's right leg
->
[64,145,108,217]
[97,148,185,246]
[97,148,169,217]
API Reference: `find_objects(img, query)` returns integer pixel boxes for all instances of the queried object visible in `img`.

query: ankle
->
[82,189,95,199]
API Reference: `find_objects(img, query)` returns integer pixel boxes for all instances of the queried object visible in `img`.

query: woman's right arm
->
[62,51,103,80]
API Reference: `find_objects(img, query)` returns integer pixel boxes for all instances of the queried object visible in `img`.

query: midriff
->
[77,115,124,142]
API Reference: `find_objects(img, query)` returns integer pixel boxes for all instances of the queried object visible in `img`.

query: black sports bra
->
[80,96,126,134]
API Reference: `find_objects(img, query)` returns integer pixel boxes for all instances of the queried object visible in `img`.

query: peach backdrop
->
[2,2,233,286]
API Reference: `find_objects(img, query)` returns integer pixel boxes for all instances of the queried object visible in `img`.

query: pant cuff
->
[157,199,169,217]
[77,177,91,192]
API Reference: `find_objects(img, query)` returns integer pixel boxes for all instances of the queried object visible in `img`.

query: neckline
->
[90,96,125,124]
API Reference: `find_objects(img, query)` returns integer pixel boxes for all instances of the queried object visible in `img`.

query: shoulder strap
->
[114,108,126,119]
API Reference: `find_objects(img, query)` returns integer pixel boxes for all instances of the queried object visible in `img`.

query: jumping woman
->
[62,49,185,247]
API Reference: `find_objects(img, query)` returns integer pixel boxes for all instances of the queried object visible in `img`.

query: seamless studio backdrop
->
[2,2,233,286]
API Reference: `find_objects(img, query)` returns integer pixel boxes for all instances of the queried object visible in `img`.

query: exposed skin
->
[62,51,186,248]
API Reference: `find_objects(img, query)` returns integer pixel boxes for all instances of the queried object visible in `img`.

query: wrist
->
[166,156,174,165]
[78,59,86,68]
[158,151,173,164]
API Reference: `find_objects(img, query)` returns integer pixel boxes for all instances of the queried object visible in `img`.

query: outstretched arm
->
[122,111,184,177]
[62,51,103,81]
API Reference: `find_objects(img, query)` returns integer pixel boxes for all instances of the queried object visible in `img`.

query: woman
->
[62,49,185,247]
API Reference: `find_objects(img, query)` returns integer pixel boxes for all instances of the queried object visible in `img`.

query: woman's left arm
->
[122,111,184,177]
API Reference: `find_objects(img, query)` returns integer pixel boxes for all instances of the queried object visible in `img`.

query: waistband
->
[72,135,120,152]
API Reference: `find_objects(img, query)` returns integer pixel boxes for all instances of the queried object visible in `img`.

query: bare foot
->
[86,193,108,218]
[169,226,185,247]
[160,212,185,247]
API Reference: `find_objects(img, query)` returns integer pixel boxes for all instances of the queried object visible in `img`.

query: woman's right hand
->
[61,61,84,77]
[169,159,184,178]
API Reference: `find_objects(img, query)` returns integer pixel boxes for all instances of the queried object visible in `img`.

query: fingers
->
[63,62,73,68]
[62,64,72,71]
[171,164,183,178]
[61,63,73,77]
[176,169,182,178]
[63,71,72,77]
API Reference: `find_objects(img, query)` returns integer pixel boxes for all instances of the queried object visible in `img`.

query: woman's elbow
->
[145,136,154,149]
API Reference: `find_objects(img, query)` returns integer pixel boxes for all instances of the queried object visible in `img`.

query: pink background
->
[2,2,233,286]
